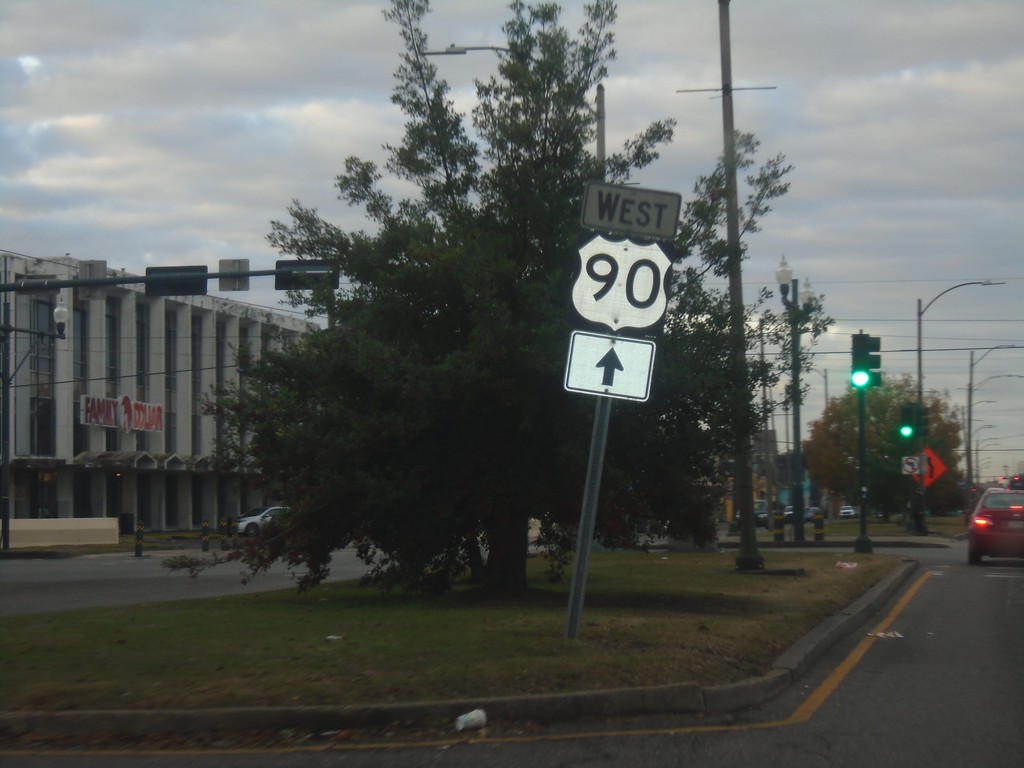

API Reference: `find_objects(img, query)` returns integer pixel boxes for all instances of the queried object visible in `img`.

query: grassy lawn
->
[0,550,907,712]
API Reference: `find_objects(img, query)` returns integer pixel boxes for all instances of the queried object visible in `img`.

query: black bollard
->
[814,509,825,541]
[134,521,144,557]
[202,520,210,552]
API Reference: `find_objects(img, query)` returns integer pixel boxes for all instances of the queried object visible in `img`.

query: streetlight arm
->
[423,44,508,56]
[920,280,1004,317]
[975,374,1024,389]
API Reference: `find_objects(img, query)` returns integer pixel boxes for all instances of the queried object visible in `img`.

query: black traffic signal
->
[275,260,339,291]
[899,403,916,438]
[851,333,881,388]
[917,404,929,437]
[145,266,209,296]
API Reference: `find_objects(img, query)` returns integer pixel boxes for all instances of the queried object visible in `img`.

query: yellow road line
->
[784,569,931,726]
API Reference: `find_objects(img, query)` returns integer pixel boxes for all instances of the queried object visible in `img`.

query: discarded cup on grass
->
[454,708,487,731]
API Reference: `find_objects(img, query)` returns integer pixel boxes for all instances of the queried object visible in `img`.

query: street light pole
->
[776,257,814,542]
[916,280,1002,518]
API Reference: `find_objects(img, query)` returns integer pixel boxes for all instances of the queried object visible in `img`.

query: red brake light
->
[973,516,993,529]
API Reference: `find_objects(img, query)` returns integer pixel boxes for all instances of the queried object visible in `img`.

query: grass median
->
[0,549,909,713]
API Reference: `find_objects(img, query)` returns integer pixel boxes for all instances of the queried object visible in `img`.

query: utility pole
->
[719,0,762,570]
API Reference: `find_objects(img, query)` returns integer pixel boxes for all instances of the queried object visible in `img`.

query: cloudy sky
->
[3,0,1023,482]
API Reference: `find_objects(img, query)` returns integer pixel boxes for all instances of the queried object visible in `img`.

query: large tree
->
[209,0,798,593]
[804,376,964,518]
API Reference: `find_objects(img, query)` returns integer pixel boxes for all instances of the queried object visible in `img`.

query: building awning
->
[152,453,187,471]
[11,457,66,469]
[188,455,212,472]
[73,451,158,469]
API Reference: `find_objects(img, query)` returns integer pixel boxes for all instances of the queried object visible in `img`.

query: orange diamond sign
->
[922,447,947,488]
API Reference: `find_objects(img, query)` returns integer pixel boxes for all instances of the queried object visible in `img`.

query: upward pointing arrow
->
[596,348,624,386]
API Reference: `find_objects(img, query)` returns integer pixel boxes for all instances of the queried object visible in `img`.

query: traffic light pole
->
[913,292,936,533]
[854,385,873,553]
[849,331,877,553]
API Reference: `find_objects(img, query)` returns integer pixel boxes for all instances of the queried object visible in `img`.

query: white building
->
[3,254,315,533]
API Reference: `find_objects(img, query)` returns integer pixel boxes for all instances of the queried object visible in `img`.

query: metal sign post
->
[565,395,613,639]
[564,181,677,639]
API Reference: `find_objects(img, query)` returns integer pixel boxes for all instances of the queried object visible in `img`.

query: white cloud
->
[2,0,1023,475]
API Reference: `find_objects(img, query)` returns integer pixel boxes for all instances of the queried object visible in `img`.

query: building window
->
[164,310,177,453]
[215,321,227,446]
[105,297,120,396]
[135,303,150,451]
[72,306,88,383]
[72,304,89,455]
[191,316,203,455]
[104,297,121,451]
[136,303,150,396]
[28,298,57,455]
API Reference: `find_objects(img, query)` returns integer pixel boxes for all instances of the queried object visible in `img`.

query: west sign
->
[580,181,682,242]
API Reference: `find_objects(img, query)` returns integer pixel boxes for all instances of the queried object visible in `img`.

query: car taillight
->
[973,515,994,529]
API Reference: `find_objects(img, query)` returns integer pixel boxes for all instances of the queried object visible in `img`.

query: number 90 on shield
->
[571,236,673,334]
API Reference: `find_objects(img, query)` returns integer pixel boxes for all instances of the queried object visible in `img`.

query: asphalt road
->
[2,541,1023,767]
[0,545,371,615]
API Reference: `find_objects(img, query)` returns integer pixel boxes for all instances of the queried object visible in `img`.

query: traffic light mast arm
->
[0,261,338,294]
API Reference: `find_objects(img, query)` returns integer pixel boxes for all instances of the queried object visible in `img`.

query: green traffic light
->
[851,370,870,388]
[898,403,917,438]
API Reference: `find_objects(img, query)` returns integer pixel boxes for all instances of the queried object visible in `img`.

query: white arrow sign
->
[564,331,656,401]
[571,235,672,335]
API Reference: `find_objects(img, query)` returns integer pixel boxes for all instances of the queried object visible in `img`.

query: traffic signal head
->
[275,260,340,291]
[899,403,916,438]
[851,333,881,388]
[145,265,209,296]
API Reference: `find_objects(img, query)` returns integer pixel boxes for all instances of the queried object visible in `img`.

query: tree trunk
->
[484,511,529,593]
[465,534,486,584]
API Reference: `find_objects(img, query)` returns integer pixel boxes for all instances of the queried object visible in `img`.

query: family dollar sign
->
[580,181,682,242]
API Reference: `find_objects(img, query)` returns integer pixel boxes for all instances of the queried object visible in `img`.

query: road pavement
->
[0,544,371,616]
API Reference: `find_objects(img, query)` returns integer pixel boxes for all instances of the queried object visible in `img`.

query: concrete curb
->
[772,559,918,680]
[0,560,921,737]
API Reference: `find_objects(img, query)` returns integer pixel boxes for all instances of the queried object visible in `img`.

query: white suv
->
[235,506,288,537]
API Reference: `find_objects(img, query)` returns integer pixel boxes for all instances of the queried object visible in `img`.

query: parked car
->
[838,505,857,520]
[968,490,1024,565]
[236,506,289,537]
[783,505,820,523]
[754,500,770,528]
